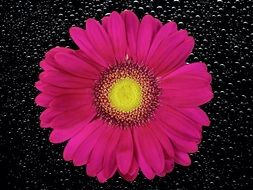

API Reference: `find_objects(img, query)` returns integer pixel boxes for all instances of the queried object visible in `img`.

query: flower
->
[35,10,213,182]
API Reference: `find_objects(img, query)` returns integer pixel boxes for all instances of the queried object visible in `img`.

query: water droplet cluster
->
[1,0,252,189]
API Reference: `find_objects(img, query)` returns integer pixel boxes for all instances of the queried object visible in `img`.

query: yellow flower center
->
[108,77,142,112]
[94,62,160,127]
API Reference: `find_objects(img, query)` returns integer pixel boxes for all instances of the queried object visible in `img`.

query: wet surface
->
[1,0,252,189]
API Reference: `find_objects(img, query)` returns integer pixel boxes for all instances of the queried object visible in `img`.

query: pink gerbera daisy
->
[35,10,213,182]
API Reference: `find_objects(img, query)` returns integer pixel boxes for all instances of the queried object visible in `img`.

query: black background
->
[1,0,252,189]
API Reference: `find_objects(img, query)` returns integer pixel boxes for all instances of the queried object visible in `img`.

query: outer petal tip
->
[49,130,61,144]
[69,27,85,42]
[97,172,108,183]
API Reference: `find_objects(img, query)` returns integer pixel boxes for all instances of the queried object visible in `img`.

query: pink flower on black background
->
[35,10,213,182]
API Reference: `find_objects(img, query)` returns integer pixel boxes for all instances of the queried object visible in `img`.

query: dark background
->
[1,0,252,189]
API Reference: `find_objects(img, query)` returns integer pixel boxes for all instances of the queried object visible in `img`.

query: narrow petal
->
[160,62,212,90]
[63,120,102,161]
[121,10,139,61]
[157,106,202,141]
[150,120,174,159]
[85,18,115,64]
[156,36,195,76]
[49,93,92,111]
[40,60,56,71]
[39,70,94,89]
[136,15,161,64]
[72,125,107,166]
[50,106,96,129]
[86,127,114,177]
[101,127,121,180]
[161,87,213,107]
[101,16,109,30]
[49,120,88,144]
[69,27,108,67]
[160,62,213,107]
[177,107,211,126]
[40,108,61,128]
[139,126,165,174]
[40,47,74,71]
[35,81,47,92]
[116,128,133,174]
[133,127,155,179]
[97,172,107,183]
[146,21,177,62]
[36,81,90,96]
[147,30,188,69]
[106,11,127,62]
[35,93,54,108]
[174,151,191,166]
[54,52,99,79]
[45,47,74,62]
[158,118,199,153]
[165,160,174,173]
[163,125,201,151]
[168,133,198,153]
[119,158,139,182]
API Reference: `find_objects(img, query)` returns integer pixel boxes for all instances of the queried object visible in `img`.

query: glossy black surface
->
[1,0,252,189]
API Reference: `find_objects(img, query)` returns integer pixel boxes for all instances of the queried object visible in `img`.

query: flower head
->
[35,10,213,182]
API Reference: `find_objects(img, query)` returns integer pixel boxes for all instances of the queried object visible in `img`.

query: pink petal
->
[165,160,174,173]
[116,128,133,174]
[150,120,174,159]
[121,10,139,61]
[50,106,96,129]
[163,62,210,79]
[39,70,94,89]
[158,159,174,177]
[86,127,114,177]
[106,11,127,62]
[97,172,108,183]
[142,126,165,174]
[160,63,213,107]
[69,27,108,67]
[157,106,202,141]
[133,127,155,179]
[165,131,199,153]
[160,86,213,107]
[35,81,89,96]
[45,47,74,62]
[54,52,99,79]
[161,127,200,153]
[35,93,54,108]
[63,120,102,161]
[101,127,121,180]
[40,47,74,71]
[136,15,161,64]
[119,158,139,182]
[49,120,88,144]
[174,151,191,166]
[160,62,213,107]
[35,81,46,92]
[146,21,177,62]
[85,18,115,64]
[40,60,56,71]
[72,125,107,166]
[177,107,211,126]
[160,62,212,90]
[49,93,92,111]
[156,36,195,76]
[75,49,104,71]
[147,30,188,69]
[101,16,109,31]
[40,108,61,128]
